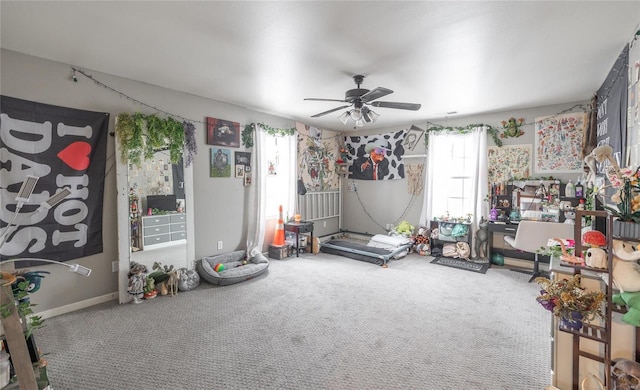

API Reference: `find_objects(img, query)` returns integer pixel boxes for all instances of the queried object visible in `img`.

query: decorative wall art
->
[235,165,245,178]
[403,125,424,151]
[0,95,109,262]
[488,144,532,184]
[244,174,252,186]
[206,117,240,148]
[210,148,231,177]
[267,160,277,175]
[534,112,586,173]
[345,129,407,180]
[499,117,525,138]
[234,151,251,166]
[296,122,340,191]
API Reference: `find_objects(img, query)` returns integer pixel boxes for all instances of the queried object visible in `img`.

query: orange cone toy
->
[273,205,285,246]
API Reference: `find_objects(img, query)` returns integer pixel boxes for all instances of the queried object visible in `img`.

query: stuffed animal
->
[613,291,640,326]
[584,144,621,187]
[178,268,200,292]
[585,248,607,269]
[611,239,640,292]
[473,217,489,263]
[413,226,430,255]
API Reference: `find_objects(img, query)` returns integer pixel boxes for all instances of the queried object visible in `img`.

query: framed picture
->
[244,165,251,173]
[267,160,277,175]
[206,117,240,148]
[243,174,252,186]
[534,112,586,173]
[403,125,424,151]
[234,151,251,166]
[210,148,231,178]
[235,165,245,178]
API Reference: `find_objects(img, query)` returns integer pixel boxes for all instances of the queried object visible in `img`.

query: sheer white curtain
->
[246,126,267,258]
[246,126,296,257]
[419,126,488,256]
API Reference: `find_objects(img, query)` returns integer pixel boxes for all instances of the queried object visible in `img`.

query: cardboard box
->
[268,244,290,260]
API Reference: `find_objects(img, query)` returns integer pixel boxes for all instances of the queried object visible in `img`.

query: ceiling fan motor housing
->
[345,88,369,102]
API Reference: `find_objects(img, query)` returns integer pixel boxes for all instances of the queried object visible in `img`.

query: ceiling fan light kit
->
[305,75,421,128]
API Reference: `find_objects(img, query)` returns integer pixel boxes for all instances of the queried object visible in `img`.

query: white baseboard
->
[37,292,118,320]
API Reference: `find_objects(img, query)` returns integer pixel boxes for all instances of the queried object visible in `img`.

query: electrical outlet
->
[323,221,327,228]
[112,261,118,273]
[217,240,223,250]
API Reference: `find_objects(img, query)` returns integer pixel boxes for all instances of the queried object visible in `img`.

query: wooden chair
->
[503,220,574,282]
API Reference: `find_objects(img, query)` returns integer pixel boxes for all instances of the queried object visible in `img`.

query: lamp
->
[338,106,380,128]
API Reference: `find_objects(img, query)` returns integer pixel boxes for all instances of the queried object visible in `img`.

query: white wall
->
[1,49,293,312]
[341,101,589,235]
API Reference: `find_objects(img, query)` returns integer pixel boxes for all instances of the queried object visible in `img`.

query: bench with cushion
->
[197,250,269,286]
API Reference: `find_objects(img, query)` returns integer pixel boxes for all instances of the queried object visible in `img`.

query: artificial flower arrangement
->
[601,166,640,223]
[534,274,605,323]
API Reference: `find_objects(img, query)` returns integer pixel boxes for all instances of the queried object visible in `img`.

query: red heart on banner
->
[57,141,92,170]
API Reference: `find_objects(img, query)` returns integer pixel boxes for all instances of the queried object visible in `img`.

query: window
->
[430,133,476,218]
[264,135,296,218]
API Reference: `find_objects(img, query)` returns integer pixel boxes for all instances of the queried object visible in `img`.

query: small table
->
[284,221,314,257]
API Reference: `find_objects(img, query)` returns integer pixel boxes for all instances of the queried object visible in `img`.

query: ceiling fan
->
[304,75,421,126]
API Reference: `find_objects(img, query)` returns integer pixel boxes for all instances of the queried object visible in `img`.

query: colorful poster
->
[534,112,586,173]
[488,144,532,184]
[296,123,339,191]
[0,95,109,262]
[345,129,407,180]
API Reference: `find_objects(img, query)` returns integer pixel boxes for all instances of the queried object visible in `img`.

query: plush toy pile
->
[611,239,640,326]
[413,226,430,255]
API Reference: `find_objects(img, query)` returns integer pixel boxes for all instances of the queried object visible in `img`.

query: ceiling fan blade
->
[360,87,393,103]
[311,105,351,118]
[370,101,421,111]
[304,98,346,103]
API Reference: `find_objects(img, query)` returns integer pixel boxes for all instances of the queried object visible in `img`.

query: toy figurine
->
[127,263,147,304]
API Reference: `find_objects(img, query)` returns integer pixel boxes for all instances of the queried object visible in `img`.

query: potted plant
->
[600,166,640,238]
[534,274,605,329]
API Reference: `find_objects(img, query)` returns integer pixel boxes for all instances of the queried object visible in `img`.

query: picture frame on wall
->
[234,151,251,166]
[210,148,231,178]
[206,117,240,148]
[244,174,252,186]
[235,165,244,178]
[403,125,424,151]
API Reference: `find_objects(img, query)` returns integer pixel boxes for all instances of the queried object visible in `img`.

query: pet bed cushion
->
[197,250,269,286]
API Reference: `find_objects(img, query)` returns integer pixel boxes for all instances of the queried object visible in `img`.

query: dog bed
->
[197,250,269,286]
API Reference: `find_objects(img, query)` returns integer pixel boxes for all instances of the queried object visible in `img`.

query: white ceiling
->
[1,1,639,132]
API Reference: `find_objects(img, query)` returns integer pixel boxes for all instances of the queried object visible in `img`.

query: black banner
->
[0,96,109,262]
[596,44,629,173]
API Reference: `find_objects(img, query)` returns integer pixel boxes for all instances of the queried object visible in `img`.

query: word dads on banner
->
[0,96,108,263]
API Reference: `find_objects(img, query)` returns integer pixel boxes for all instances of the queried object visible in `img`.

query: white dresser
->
[141,213,186,250]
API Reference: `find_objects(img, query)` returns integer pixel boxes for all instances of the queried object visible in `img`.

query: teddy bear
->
[610,239,640,326]
[413,226,430,255]
[611,239,640,293]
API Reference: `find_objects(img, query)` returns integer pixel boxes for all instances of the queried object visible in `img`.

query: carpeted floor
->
[36,252,550,389]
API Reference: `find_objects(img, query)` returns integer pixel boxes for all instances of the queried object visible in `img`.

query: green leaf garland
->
[242,122,296,148]
[424,123,503,150]
[115,112,193,166]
